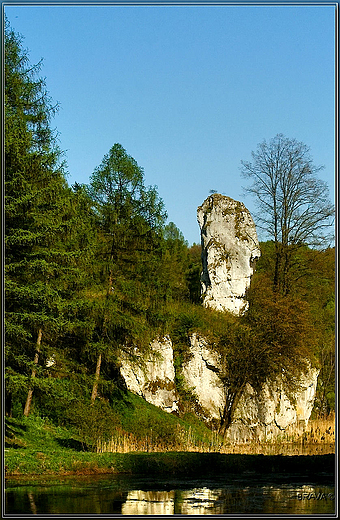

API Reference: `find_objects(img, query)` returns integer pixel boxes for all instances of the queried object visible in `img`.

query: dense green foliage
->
[4,21,335,448]
[5,19,90,418]
[253,242,335,416]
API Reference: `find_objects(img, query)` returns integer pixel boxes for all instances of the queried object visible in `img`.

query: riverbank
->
[5,410,335,478]
[6,451,336,481]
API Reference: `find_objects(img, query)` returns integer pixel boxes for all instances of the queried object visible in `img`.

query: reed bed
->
[219,442,334,456]
[96,414,335,456]
[96,425,223,454]
[271,413,335,443]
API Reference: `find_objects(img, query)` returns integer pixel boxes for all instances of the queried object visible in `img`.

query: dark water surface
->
[5,473,335,515]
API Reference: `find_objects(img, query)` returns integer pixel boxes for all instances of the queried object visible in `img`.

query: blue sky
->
[5,3,336,245]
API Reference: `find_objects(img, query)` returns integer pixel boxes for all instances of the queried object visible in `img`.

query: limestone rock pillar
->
[197,194,261,314]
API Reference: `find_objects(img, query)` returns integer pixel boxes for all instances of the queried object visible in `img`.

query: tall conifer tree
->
[4,20,90,416]
[86,144,168,402]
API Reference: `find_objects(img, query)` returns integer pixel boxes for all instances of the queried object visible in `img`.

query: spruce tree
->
[85,144,168,402]
[4,20,90,416]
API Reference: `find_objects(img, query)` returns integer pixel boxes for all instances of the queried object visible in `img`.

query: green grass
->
[5,413,335,478]
[6,437,335,480]
[5,392,335,478]
[4,391,223,476]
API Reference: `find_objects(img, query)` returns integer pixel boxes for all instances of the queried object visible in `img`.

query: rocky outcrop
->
[119,193,318,438]
[181,335,318,439]
[197,194,261,314]
[225,367,319,442]
[120,337,178,414]
[181,334,224,420]
[120,335,318,440]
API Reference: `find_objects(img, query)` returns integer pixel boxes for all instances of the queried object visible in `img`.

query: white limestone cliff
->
[197,194,261,315]
[120,337,178,414]
[120,334,318,440]
[119,193,318,439]
[225,367,319,442]
[181,333,225,420]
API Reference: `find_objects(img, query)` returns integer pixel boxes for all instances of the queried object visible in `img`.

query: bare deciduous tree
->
[241,134,334,294]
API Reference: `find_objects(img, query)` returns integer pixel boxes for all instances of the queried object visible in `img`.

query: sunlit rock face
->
[181,333,224,420]
[181,336,319,438]
[120,337,178,413]
[294,368,320,424]
[119,336,318,437]
[225,367,319,442]
[197,194,261,314]
[118,194,318,436]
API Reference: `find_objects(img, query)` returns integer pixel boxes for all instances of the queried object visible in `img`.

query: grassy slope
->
[5,395,335,479]
[5,391,220,476]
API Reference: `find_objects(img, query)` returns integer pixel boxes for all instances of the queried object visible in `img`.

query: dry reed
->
[96,413,335,456]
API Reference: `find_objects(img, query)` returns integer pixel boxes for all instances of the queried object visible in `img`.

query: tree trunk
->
[5,392,12,417]
[282,246,291,296]
[273,242,282,292]
[218,389,243,436]
[24,328,42,417]
[91,353,102,405]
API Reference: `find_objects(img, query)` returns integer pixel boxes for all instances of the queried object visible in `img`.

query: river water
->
[5,473,335,515]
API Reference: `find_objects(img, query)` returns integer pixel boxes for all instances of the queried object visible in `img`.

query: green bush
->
[66,400,121,451]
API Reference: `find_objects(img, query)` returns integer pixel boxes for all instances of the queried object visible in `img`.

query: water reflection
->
[180,488,222,515]
[122,490,175,515]
[6,475,335,515]
[119,484,335,515]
